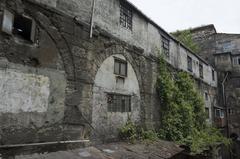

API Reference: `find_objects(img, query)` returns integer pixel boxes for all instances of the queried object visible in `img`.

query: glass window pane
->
[120,63,127,76]
[114,61,120,74]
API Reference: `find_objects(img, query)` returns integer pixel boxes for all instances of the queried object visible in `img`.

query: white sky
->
[128,0,240,33]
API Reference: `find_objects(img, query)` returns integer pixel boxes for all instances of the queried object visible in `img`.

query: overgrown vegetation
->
[119,120,158,143]
[171,30,200,53]
[119,56,230,155]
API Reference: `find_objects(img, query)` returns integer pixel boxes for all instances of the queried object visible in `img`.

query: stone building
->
[190,25,240,139]
[189,24,240,158]
[0,0,217,149]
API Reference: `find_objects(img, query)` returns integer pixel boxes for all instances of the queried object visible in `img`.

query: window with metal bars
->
[161,36,170,57]
[120,1,132,30]
[107,93,131,113]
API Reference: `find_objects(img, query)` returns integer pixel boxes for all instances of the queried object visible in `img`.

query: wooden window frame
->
[114,57,128,77]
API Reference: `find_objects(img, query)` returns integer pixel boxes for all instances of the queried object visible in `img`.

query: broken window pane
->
[13,15,33,41]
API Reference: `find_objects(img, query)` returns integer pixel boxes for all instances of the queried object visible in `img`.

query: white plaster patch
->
[78,151,91,157]
[0,69,50,113]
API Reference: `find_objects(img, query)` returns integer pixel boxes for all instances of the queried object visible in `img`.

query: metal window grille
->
[120,2,132,30]
[107,93,131,113]
[162,36,170,57]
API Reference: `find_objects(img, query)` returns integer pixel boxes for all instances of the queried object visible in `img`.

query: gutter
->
[90,0,96,38]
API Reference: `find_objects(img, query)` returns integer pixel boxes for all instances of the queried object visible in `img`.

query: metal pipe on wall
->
[90,0,96,38]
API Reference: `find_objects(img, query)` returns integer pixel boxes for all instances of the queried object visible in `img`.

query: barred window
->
[114,58,127,77]
[107,93,131,112]
[162,36,170,57]
[120,1,132,30]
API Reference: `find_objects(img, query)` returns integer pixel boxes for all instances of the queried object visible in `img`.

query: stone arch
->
[91,53,141,141]
[91,44,143,91]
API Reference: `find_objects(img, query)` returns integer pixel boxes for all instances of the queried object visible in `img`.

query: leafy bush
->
[119,120,158,142]
[156,56,230,154]
[119,120,138,142]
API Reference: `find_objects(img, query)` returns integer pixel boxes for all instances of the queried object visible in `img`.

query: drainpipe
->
[222,72,229,137]
[90,0,96,38]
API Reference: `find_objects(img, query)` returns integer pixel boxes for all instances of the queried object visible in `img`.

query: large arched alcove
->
[92,54,141,140]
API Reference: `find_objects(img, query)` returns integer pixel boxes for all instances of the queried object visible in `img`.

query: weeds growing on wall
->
[172,30,200,53]
[156,56,230,155]
[119,56,230,155]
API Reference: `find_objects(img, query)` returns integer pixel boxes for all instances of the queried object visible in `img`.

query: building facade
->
[0,0,217,146]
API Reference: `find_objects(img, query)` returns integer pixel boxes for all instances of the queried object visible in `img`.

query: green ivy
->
[157,56,231,155]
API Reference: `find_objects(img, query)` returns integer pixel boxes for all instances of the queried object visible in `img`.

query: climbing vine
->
[157,56,230,155]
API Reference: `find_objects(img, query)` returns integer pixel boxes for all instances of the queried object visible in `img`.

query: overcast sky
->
[128,0,240,33]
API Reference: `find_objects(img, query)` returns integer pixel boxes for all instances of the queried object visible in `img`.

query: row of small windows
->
[120,2,217,82]
[187,56,215,81]
[120,2,170,57]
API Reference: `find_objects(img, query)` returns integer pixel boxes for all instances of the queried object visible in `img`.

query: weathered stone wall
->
[0,0,161,144]
[0,0,219,145]
[190,25,240,139]
[31,0,93,23]
[92,54,141,141]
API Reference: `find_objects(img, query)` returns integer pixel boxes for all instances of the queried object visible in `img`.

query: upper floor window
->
[205,107,210,119]
[212,69,215,81]
[187,56,193,72]
[114,58,128,77]
[107,93,131,112]
[199,64,203,79]
[162,36,170,57]
[120,1,132,30]
[222,41,232,52]
[232,56,240,65]
[205,92,209,101]
[215,109,224,118]
[2,10,36,42]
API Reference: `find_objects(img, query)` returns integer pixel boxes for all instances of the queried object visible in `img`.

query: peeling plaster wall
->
[92,54,140,140]
[0,69,50,113]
